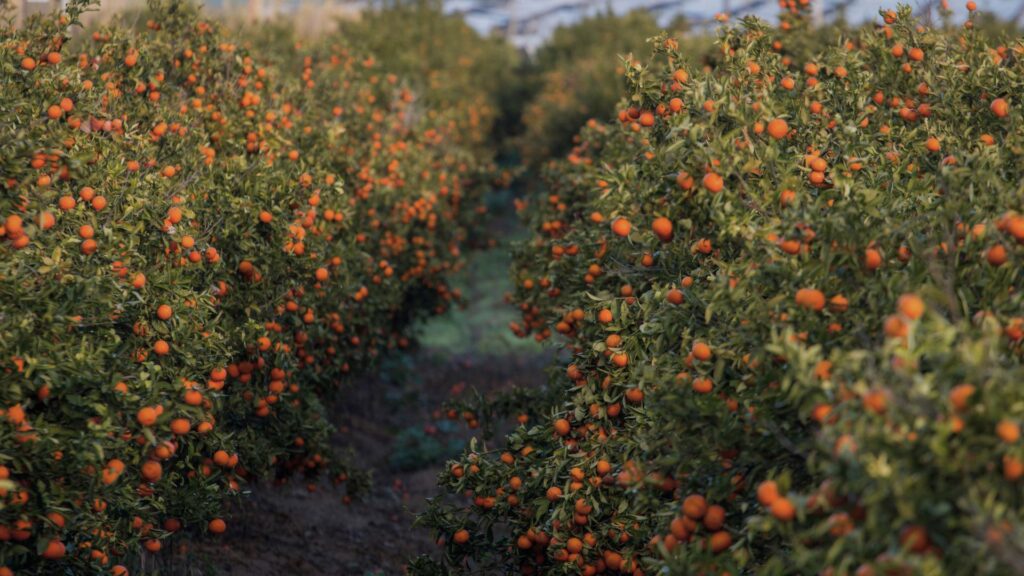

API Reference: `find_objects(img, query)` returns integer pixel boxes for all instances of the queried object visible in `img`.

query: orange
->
[949,384,975,411]
[691,342,712,362]
[702,172,724,193]
[771,497,795,521]
[991,98,1009,118]
[610,218,631,238]
[897,293,925,320]
[708,530,732,553]
[692,377,713,394]
[208,518,226,534]
[140,460,162,482]
[651,217,673,242]
[996,420,1020,444]
[169,418,190,435]
[766,118,788,139]
[153,339,170,356]
[756,480,779,506]
[864,248,883,270]
[1004,455,1024,481]
[40,539,65,559]
[682,494,707,519]
[986,244,1008,267]
[703,505,726,531]
[795,288,826,311]
[136,407,158,426]
[554,418,571,436]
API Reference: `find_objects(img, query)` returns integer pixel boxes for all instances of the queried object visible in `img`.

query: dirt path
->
[180,229,548,575]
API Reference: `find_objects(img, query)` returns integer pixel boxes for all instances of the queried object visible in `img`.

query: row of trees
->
[416,2,1024,575]
[0,0,510,572]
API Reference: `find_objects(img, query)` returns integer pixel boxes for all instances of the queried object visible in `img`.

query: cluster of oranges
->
[419,3,1024,575]
[0,0,502,573]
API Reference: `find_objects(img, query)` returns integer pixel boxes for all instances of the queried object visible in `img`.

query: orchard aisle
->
[185,206,548,576]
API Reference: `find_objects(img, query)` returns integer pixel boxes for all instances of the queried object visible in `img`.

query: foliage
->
[518,10,664,169]
[0,0,497,572]
[417,4,1024,575]
[337,0,523,159]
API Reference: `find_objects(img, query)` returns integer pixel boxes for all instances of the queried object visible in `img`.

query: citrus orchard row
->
[0,1,504,573]
[418,4,1024,575]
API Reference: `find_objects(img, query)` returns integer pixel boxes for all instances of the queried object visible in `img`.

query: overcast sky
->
[441,0,1020,50]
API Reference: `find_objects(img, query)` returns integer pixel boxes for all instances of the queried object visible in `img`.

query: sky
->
[439,0,1019,51]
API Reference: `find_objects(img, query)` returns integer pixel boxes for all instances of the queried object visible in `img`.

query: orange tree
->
[334,0,522,160]
[0,0,498,573]
[415,4,1024,575]
[518,11,663,169]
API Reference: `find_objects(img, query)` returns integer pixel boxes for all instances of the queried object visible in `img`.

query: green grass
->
[414,187,541,357]
[414,239,541,357]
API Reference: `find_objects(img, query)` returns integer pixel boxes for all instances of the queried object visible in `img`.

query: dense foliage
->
[335,0,523,159]
[418,4,1024,575]
[0,0,500,572]
[518,11,665,168]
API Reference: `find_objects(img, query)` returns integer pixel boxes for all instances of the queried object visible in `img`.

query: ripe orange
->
[140,460,162,482]
[611,218,631,237]
[708,530,732,553]
[949,384,975,411]
[692,377,713,394]
[702,172,724,193]
[897,293,925,320]
[169,418,191,435]
[756,480,779,506]
[766,118,788,140]
[991,98,1009,118]
[986,244,1008,267]
[40,539,65,559]
[156,304,172,320]
[153,339,170,356]
[137,407,158,426]
[691,341,712,362]
[795,288,826,311]
[703,505,726,531]
[651,217,673,242]
[682,494,707,519]
[554,418,571,436]
[770,497,795,521]
[666,289,684,305]
[996,420,1020,444]
[864,248,883,270]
